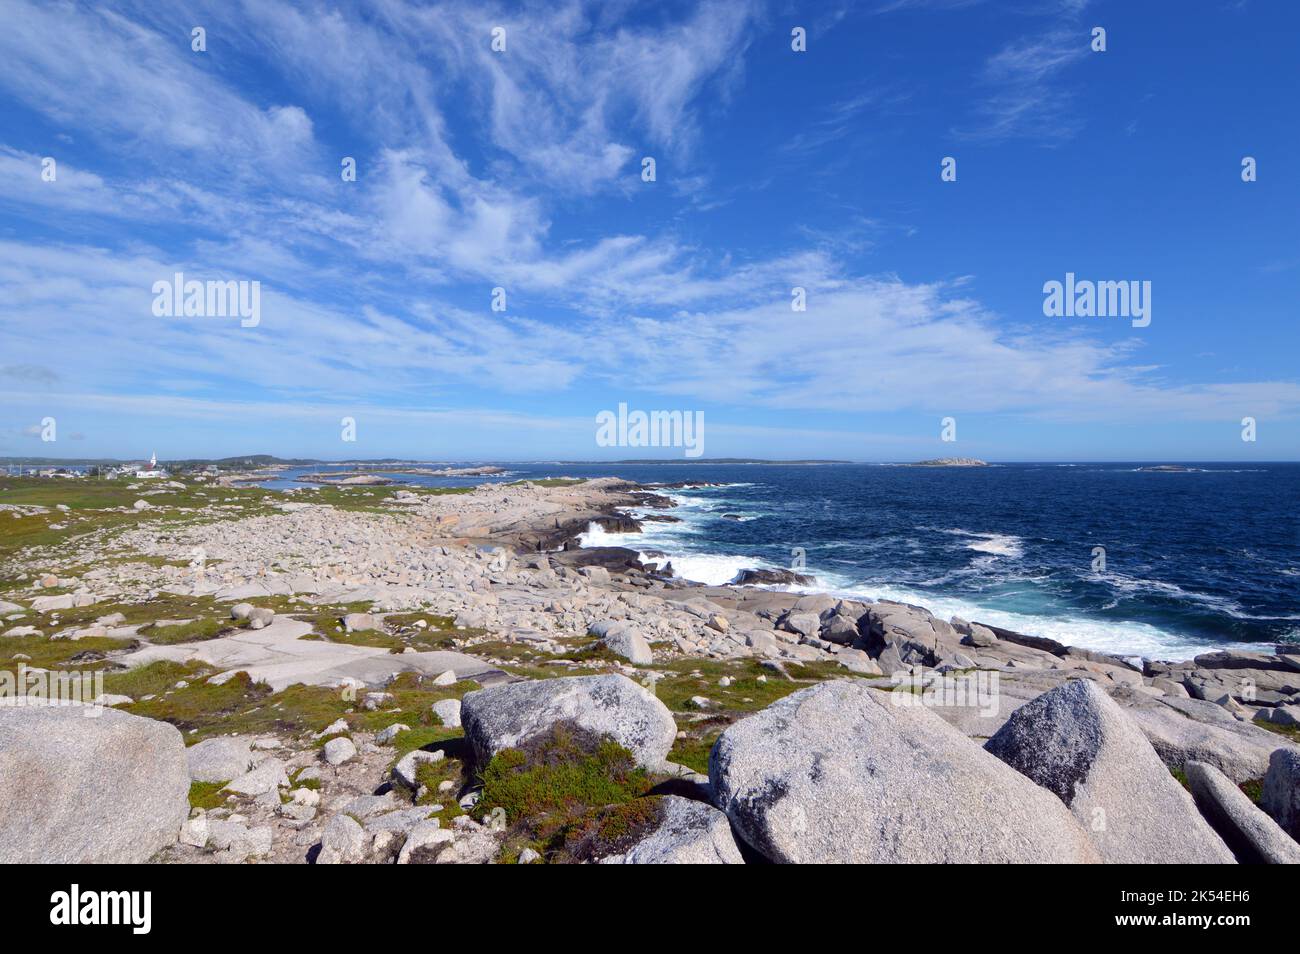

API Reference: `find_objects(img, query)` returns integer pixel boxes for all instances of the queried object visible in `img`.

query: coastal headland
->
[0,475,1296,864]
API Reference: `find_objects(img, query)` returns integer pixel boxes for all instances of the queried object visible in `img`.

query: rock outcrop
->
[1261,749,1300,841]
[985,679,1234,863]
[709,680,1100,863]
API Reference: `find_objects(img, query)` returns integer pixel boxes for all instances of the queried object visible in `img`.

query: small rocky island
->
[907,458,989,467]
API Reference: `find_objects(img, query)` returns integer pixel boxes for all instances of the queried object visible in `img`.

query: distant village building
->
[135,452,168,479]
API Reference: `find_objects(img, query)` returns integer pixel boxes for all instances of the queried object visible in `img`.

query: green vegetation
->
[1239,778,1264,805]
[667,729,722,775]
[467,637,617,681]
[0,633,138,677]
[102,660,207,699]
[326,627,405,651]
[561,798,664,862]
[188,780,230,810]
[123,669,351,741]
[8,593,238,635]
[1252,717,1300,743]
[413,756,465,817]
[141,617,233,644]
[1170,767,1191,791]
[473,722,660,863]
[653,657,845,714]
[300,483,474,513]
[0,476,282,564]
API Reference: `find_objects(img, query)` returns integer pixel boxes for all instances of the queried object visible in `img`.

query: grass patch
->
[102,660,210,699]
[351,671,475,742]
[141,617,233,644]
[124,672,353,741]
[1170,767,1191,791]
[1252,717,1300,743]
[189,780,230,810]
[21,593,238,634]
[328,627,405,651]
[1239,778,1264,805]
[299,602,467,651]
[0,477,282,562]
[0,634,138,675]
[473,722,659,863]
[652,657,840,715]
[385,725,465,760]
[667,729,722,775]
[414,756,465,809]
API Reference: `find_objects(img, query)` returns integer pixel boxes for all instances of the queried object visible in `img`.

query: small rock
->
[397,820,452,864]
[376,723,410,745]
[246,607,275,630]
[223,760,289,796]
[342,612,378,632]
[322,737,357,766]
[316,814,369,865]
[431,698,462,728]
[393,749,445,789]
[315,718,349,739]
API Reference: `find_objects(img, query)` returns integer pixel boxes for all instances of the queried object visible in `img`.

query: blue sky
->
[1,0,1297,462]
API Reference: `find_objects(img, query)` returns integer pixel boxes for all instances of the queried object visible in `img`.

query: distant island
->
[906,458,989,467]
[600,458,852,465]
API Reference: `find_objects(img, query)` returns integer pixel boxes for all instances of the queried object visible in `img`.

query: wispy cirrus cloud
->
[947,0,1093,144]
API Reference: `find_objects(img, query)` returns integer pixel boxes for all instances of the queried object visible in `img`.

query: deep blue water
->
[265,462,1300,660]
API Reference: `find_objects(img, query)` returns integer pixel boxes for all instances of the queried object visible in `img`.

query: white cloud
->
[0,1,317,168]
[4,239,1298,430]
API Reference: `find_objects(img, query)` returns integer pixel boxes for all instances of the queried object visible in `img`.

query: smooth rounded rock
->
[709,679,1100,864]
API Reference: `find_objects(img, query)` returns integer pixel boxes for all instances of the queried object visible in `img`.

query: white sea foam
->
[827,583,1274,660]
[929,527,1025,558]
[575,503,1278,662]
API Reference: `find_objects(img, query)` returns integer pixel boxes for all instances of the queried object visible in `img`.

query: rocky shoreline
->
[1,476,1297,863]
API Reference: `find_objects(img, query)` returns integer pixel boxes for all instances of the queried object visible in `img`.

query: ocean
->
[261,462,1300,661]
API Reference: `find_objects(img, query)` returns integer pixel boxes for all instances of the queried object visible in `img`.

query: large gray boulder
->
[0,705,190,863]
[985,679,1233,863]
[1185,761,1300,864]
[1124,696,1299,782]
[709,680,1100,863]
[460,674,676,768]
[1261,749,1300,841]
[600,796,744,864]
